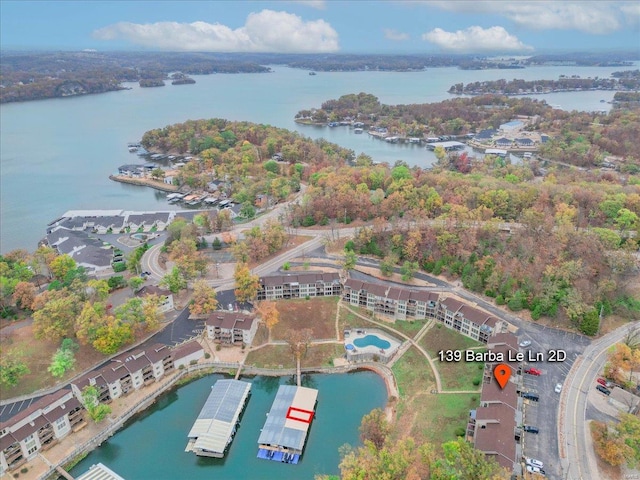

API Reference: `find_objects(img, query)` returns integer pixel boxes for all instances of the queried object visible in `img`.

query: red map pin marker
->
[494,364,511,389]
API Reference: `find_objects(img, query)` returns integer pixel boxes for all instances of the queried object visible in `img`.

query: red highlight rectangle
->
[286,406,314,424]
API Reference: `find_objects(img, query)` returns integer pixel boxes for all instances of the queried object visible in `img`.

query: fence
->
[39,360,396,479]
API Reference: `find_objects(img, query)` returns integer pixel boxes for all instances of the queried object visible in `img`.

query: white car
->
[525,458,544,469]
[526,465,546,475]
[519,340,532,347]
[555,382,563,393]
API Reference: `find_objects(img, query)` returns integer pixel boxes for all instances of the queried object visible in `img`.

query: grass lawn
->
[437,357,484,391]
[245,345,294,369]
[252,323,269,346]
[271,297,338,341]
[393,319,426,338]
[406,393,478,445]
[392,346,436,398]
[245,343,344,369]
[419,323,483,358]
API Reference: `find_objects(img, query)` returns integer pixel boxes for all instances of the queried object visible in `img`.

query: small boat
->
[309,71,317,76]
[354,128,364,134]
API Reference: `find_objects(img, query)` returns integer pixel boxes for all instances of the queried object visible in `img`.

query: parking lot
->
[518,338,582,480]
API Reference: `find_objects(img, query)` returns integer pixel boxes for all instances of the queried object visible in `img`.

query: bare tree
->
[283,328,313,386]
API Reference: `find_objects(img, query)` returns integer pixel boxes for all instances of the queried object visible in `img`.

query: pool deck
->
[344,328,401,361]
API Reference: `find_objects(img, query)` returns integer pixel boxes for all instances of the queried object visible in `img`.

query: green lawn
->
[391,346,436,397]
[409,393,478,445]
[419,323,483,357]
[338,305,423,340]
[437,357,484,391]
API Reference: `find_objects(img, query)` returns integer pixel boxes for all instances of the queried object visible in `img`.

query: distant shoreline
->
[109,175,179,193]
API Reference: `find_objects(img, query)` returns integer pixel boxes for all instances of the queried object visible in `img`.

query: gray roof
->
[46,229,113,269]
[257,385,317,451]
[188,380,251,454]
[127,212,170,226]
[93,216,125,229]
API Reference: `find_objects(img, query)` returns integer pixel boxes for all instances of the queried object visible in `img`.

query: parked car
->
[526,465,546,475]
[525,458,544,469]
[596,385,611,396]
[523,425,539,434]
[555,382,563,393]
[519,340,532,347]
[524,367,542,376]
[597,377,608,386]
[521,392,539,401]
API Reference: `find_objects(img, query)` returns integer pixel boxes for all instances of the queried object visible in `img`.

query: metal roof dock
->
[257,385,318,464]
[76,463,126,480]
[186,379,252,458]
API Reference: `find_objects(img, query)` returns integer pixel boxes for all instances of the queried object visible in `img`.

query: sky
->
[1,1,639,55]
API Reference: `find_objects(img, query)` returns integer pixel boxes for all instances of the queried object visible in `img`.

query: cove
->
[69,372,387,480]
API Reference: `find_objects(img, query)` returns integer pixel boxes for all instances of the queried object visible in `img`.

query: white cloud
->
[422,26,533,52]
[93,10,339,52]
[384,29,410,41]
[414,1,625,34]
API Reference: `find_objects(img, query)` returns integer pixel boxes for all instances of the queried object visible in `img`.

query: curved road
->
[560,322,640,480]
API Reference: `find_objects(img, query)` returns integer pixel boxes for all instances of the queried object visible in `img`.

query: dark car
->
[521,392,539,401]
[523,425,539,434]
[596,385,611,396]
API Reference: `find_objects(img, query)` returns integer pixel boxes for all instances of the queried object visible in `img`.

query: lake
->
[69,372,387,480]
[0,63,635,253]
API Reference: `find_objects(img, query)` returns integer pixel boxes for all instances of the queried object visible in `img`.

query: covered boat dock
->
[186,379,251,458]
[257,385,318,464]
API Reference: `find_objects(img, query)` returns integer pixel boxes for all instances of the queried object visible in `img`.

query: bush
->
[344,240,355,252]
[473,377,481,386]
[282,262,290,270]
[179,364,185,370]
[190,359,198,365]
[495,295,505,305]
[216,344,221,351]
[112,262,127,273]
[204,353,211,359]
[454,427,466,437]
[20,468,28,474]
[107,275,126,290]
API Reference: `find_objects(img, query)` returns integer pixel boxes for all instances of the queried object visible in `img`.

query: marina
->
[186,379,252,458]
[257,385,318,464]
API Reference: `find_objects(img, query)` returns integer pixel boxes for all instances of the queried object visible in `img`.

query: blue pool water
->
[353,335,391,350]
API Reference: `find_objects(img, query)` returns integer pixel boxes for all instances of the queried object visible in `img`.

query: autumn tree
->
[169,238,209,280]
[359,408,390,450]
[75,301,107,345]
[605,343,640,386]
[33,290,80,341]
[92,318,133,354]
[190,280,219,317]
[256,300,279,341]
[12,281,37,311]
[591,420,634,467]
[284,328,313,385]
[234,263,259,303]
[49,254,77,280]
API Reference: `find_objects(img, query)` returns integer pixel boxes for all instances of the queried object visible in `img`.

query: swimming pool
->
[353,335,391,350]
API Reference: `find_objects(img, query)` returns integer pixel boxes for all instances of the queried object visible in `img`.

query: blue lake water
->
[1,63,636,253]
[69,372,387,480]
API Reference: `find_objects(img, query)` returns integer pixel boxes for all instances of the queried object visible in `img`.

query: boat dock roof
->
[187,379,251,457]
[425,141,465,151]
[257,385,318,453]
[76,463,126,480]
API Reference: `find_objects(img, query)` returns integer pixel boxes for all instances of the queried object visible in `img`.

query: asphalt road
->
[561,322,640,480]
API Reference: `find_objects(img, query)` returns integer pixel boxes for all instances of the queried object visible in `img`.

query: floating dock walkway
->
[257,385,318,464]
[186,379,251,458]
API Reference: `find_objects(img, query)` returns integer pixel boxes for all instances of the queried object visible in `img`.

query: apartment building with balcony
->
[257,272,342,301]
[205,312,258,346]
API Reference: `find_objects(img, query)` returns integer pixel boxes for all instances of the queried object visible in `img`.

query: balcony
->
[38,424,56,450]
